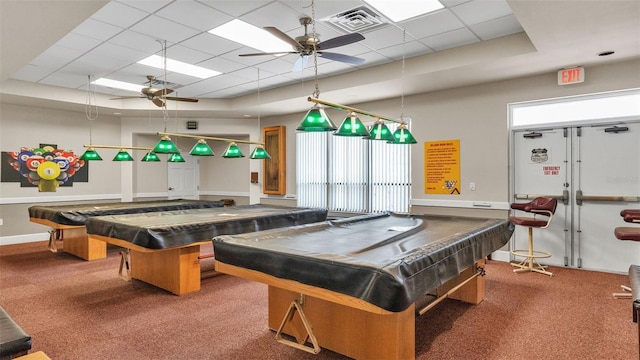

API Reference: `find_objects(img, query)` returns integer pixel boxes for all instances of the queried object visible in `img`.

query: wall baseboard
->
[411,199,510,210]
[490,249,511,262]
[0,194,122,205]
[1,233,49,246]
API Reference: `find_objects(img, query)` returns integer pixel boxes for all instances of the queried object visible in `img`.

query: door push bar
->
[575,190,639,205]
[514,190,570,205]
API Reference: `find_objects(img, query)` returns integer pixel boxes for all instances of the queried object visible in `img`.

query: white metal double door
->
[512,122,640,273]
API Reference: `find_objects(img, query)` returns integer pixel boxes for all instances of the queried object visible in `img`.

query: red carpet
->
[0,241,637,359]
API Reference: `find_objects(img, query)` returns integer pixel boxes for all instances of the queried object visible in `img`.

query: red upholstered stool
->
[509,197,558,276]
[613,209,640,300]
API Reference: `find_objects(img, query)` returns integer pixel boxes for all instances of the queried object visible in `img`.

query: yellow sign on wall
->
[425,139,460,194]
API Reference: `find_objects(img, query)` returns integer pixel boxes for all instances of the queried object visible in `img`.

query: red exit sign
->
[558,67,584,85]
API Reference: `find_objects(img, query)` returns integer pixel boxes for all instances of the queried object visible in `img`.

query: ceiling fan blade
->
[239,51,297,57]
[153,88,174,97]
[319,52,365,65]
[109,96,144,100]
[152,98,165,108]
[264,26,303,49]
[317,33,365,51]
[292,55,310,72]
[165,97,199,103]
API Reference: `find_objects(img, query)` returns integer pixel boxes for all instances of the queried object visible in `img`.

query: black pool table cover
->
[28,199,225,226]
[85,204,328,250]
[213,212,514,312]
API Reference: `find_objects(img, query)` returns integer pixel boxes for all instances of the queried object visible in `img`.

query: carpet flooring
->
[0,241,637,359]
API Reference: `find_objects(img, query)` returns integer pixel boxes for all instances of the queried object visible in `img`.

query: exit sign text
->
[558,67,584,85]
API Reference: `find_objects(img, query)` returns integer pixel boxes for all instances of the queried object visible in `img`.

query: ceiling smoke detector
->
[321,6,388,34]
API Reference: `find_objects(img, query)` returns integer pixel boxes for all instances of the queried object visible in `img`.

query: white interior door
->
[167,153,199,200]
[512,123,640,273]
[573,124,640,272]
[512,128,570,268]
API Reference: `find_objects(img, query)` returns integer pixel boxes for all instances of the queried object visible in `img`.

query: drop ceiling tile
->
[39,72,93,89]
[10,65,53,83]
[402,9,465,39]
[359,26,409,51]
[179,33,243,57]
[55,33,103,54]
[420,27,479,51]
[163,44,214,64]
[114,0,173,14]
[238,1,303,31]
[469,15,523,41]
[197,0,271,18]
[450,0,514,26]
[71,18,125,41]
[129,15,200,44]
[89,42,149,64]
[156,1,232,32]
[29,45,85,70]
[197,56,246,74]
[376,40,434,60]
[107,30,165,54]
[439,0,472,7]
[91,1,149,28]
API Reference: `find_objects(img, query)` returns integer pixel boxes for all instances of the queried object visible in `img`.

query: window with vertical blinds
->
[296,123,411,213]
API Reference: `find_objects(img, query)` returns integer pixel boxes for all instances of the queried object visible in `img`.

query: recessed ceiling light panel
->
[137,55,221,79]
[364,0,444,22]
[208,19,292,54]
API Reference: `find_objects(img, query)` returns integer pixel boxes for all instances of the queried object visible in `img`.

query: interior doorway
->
[167,152,199,200]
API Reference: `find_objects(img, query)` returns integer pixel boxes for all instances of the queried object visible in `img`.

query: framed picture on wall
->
[262,125,286,195]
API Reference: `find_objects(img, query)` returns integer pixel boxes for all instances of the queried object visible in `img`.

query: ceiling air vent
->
[148,78,182,89]
[321,6,389,34]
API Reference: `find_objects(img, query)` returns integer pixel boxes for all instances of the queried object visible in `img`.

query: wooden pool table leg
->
[268,287,416,360]
[60,227,107,261]
[129,246,201,295]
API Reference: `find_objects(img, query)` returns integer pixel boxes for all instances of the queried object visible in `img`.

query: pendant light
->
[153,135,180,154]
[297,105,337,132]
[168,153,185,162]
[189,139,214,156]
[222,142,244,158]
[249,145,271,159]
[335,112,370,137]
[368,119,395,141]
[141,152,160,162]
[113,149,134,161]
[390,123,417,144]
[80,147,102,161]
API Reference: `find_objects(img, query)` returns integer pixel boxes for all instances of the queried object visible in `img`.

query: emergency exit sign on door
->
[558,67,584,85]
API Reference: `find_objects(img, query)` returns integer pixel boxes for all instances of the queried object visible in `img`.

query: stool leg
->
[511,227,553,276]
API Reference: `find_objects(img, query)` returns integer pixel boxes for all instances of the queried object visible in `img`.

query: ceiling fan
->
[110,75,199,108]
[240,17,366,71]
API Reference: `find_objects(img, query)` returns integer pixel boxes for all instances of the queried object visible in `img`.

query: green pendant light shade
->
[113,149,134,161]
[368,120,395,141]
[141,152,160,162]
[249,145,271,159]
[80,147,102,161]
[222,142,244,158]
[297,106,337,132]
[390,124,417,144]
[189,139,215,156]
[335,112,370,137]
[153,135,180,154]
[168,153,185,162]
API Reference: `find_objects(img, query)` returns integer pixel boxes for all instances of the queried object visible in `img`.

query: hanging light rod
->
[307,97,403,124]
[157,132,265,145]
[83,145,152,150]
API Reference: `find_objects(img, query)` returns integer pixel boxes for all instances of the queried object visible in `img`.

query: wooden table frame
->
[29,218,107,261]
[89,234,208,295]
[215,259,486,360]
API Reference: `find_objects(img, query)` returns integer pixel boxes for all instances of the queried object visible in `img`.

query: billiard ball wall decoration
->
[5,146,86,192]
